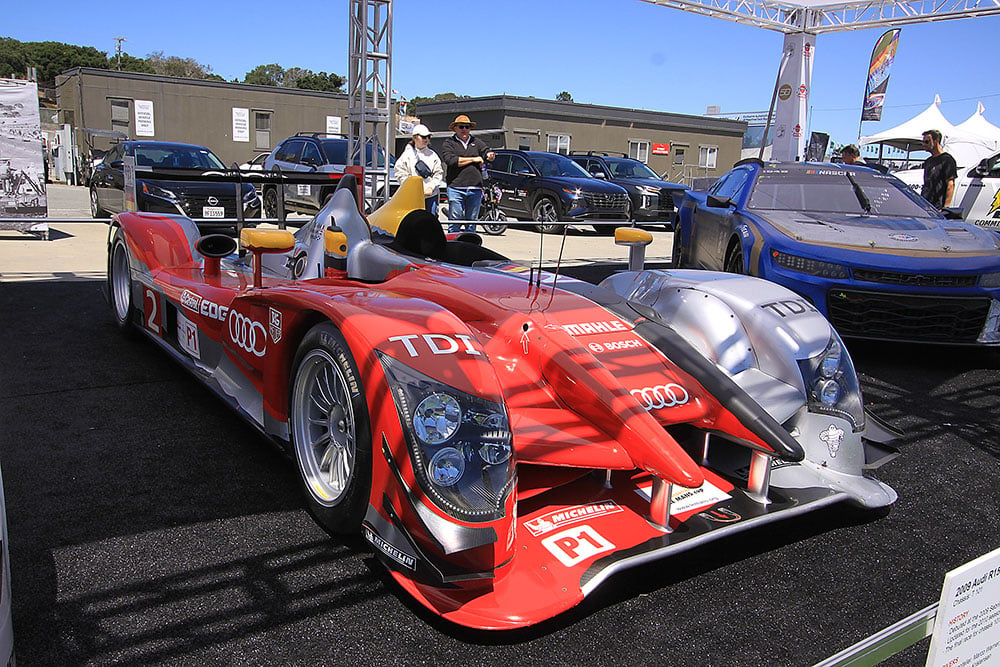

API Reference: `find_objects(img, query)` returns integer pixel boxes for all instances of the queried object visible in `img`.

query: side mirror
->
[591,171,607,179]
[706,194,734,208]
[516,169,534,177]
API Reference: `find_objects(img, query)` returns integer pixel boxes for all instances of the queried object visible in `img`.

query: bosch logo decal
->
[587,339,643,353]
[388,333,482,357]
[561,320,629,336]
[630,383,689,410]
[180,290,229,321]
[228,311,267,356]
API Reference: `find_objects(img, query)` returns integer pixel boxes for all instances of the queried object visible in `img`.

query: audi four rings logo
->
[631,383,689,410]
[228,312,267,356]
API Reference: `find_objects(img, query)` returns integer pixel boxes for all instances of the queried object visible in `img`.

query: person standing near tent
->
[920,129,958,209]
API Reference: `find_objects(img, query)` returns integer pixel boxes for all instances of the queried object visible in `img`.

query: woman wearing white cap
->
[395,124,444,214]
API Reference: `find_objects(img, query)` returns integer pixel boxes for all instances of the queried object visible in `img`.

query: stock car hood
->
[757,209,1000,254]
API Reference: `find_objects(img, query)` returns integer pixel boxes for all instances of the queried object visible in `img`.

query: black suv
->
[569,151,687,226]
[262,132,396,218]
[486,149,629,233]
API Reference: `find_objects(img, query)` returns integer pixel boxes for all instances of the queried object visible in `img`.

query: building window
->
[699,145,718,169]
[673,146,686,165]
[547,134,570,155]
[110,99,130,135]
[628,140,649,163]
[254,111,272,151]
[517,136,532,151]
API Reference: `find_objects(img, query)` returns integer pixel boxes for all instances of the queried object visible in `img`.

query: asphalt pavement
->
[1,186,998,665]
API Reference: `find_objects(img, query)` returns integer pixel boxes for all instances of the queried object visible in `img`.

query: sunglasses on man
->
[455,124,471,129]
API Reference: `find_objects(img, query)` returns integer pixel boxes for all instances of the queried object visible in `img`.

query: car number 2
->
[540,525,615,567]
[144,287,161,335]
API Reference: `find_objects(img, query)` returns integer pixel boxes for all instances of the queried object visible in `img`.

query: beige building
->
[55,67,352,174]
[414,95,746,183]
[54,69,744,186]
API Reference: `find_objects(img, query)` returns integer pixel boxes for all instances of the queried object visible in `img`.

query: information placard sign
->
[232,108,249,142]
[926,546,1000,667]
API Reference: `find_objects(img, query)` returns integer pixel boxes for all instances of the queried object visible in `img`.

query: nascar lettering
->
[630,383,690,410]
[228,311,267,356]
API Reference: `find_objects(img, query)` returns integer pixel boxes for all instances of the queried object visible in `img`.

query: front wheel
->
[107,228,138,337]
[90,187,107,218]
[532,196,562,234]
[724,240,745,275]
[289,322,372,535]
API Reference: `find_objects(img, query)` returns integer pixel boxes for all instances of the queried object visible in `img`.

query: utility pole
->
[114,37,126,70]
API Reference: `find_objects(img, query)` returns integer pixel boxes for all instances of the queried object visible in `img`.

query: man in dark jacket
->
[440,114,495,232]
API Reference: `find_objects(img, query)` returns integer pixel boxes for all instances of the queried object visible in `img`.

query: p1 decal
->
[540,525,615,567]
[176,311,200,360]
[143,287,161,335]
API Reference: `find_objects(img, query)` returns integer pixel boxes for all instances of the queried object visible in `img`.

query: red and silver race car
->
[107,175,898,630]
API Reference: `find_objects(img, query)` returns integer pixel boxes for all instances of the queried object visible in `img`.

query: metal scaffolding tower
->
[348,0,393,211]
[640,0,1000,160]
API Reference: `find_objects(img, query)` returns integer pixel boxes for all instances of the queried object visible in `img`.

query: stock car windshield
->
[604,158,659,179]
[527,153,592,178]
[748,167,939,217]
[133,145,226,169]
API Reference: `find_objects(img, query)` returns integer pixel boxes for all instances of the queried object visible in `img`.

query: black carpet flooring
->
[1,279,998,666]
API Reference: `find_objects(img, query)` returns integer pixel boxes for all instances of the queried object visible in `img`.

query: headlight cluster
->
[980,272,1000,288]
[772,250,850,279]
[636,185,660,197]
[797,335,865,431]
[378,352,514,523]
[562,188,583,199]
[141,182,177,200]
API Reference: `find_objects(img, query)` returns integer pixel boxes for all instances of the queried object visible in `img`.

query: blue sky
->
[6,0,999,155]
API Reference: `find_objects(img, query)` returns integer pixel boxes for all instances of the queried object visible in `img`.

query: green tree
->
[146,51,216,79]
[115,53,155,74]
[244,63,285,87]
[556,91,573,102]
[0,38,109,84]
[294,71,345,93]
[408,92,470,116]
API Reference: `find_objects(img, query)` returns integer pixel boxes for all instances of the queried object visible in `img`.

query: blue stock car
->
[673,159,1000,345]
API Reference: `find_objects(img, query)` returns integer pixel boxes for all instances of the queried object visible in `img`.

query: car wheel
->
[532,196,562,234]
[289,322,372,535]
[481,222,507,235]
[263,187,285,222]
[671,229,683,268]
[90,187,107,218]
[624,199,634,222]
[107,228,138,337]
[724,240,745,275]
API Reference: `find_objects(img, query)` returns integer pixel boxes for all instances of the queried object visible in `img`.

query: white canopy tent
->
[860,96,999,167]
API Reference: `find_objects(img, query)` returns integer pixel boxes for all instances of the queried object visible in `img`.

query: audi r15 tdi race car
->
[106,173,898,629]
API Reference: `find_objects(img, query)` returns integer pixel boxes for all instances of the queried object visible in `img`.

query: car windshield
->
[605,158,659,179]
[748,168,939,217]
[527,153,591,178]
[134,145,226,169]
[320,140,396,168]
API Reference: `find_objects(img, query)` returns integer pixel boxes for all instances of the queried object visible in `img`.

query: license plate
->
[202,206,225,218]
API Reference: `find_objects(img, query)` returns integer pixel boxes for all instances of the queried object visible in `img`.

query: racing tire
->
[532,196,562,234]
[107,228,138,337]
[724,239,745,275]
[262,187,285,222]
[90,187,108,218]
[289,322,372,535]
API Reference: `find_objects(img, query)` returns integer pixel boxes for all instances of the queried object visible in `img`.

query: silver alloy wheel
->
[90,188,101,218]
[111,240,132,323]
[533,197,561,233]
[291,348,357,507]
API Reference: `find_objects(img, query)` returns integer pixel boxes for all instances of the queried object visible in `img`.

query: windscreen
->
[606,158,658,179]
[527,153,591,178]
[748,167,939,217]
[321,140,395,168]
[134,145,226,169]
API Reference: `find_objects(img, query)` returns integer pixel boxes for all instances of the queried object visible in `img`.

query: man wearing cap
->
[395,124,444,214]
[440,114,495,232]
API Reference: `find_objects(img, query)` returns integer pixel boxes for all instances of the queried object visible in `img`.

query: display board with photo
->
[0,78,49,237]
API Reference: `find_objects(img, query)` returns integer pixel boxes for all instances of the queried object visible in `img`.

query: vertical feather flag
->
[861,29,901,122]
